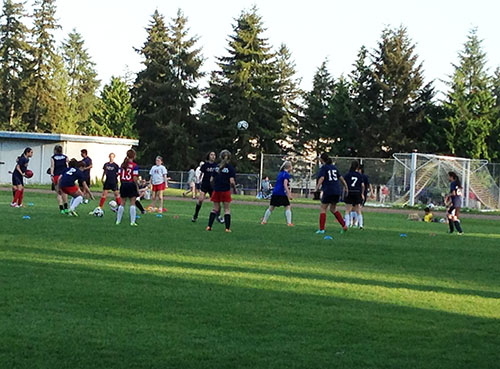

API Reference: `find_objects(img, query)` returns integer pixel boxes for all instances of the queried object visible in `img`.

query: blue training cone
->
[324,235,333,240]
[23,215,31,220]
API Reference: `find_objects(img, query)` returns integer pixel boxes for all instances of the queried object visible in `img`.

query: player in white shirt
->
[149,156,168,213]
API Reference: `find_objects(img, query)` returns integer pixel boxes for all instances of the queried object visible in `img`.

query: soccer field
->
[0,191,499,369]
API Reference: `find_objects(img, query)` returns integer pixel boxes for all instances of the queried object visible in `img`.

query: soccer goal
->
[389,153,500,209]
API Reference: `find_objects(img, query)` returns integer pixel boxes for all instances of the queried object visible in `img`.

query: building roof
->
[0,131,139,146]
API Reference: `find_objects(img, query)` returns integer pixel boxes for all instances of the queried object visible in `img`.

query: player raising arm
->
[116,149,140,226]
[261,160,294,226]
[315,153,348,234]
[58,159,93,216]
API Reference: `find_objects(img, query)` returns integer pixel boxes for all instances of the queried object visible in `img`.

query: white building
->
[0,131,139,185]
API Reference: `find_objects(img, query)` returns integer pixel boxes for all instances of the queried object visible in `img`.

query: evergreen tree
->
[94,76,136,138]
[0,0,31,129]
[299,60,334,157]
[46,52,72,133]
[200,7,282,171]
[444,28,497,159]
[61,29,100,134]
[488,67,500,160]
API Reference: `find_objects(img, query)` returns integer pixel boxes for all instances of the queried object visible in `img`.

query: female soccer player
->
[11,147,33,208]
[445,171,464,235]
[261,161,294,226]
[206,150,236,232]
[98,153,121,210]
[192,151,217,222]
[183,164,197,199]
[149,156,168,213]
[50,145,69,214]
[116,149,140,226]
[344,160,365,229]
[314,153,349,233]
[58,159,93,216]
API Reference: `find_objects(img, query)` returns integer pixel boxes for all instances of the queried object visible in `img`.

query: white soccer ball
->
[93,207,104,217]
[109,200,118,213]
[237,120,249,130]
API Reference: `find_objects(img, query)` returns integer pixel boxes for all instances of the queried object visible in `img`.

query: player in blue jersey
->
[445,171,463,235]
[261,161,294,226]
[58,159,93,216]
[80,149,93,203]
[344,160,365,229]
[11,147,33,208]
[50,145,69,214]
[206,150,237,232]
[314,153,349,234]
[98,153,122,210]
[350,164,374,226]
[192,151,218,222]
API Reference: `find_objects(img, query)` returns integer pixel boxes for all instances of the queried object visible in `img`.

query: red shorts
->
[152,183,166,192]
[52,175,61,185]
[61,185,79,195]
[211,190,232,203]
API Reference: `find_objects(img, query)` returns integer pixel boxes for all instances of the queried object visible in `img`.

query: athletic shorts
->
[103,181,118,191]
[345,193,363,206]
[12,172,23,186]
[61,185,79,195]
[152,183,166,192]
[270,195,290,207]
[52,175,61,185]
[321,194,340,205]
[79,178,91,188]
[200,183,213,196]
[211,190,232,203]
[120,182,139,198]
[195,183,201,190]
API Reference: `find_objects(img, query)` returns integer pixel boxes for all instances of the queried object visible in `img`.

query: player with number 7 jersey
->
[117,149,140,226]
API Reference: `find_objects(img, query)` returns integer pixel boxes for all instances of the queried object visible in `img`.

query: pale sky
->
[29,0,500,96]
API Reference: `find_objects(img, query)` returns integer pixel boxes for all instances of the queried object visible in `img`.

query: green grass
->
[0,191,499,369]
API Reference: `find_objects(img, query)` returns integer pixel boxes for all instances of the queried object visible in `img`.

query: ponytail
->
[121,149,136,169]
[320,153,332,165]
[22,147,32,156]
[280,160,292,171]
[448,171,461,187]
[349,160,360,172]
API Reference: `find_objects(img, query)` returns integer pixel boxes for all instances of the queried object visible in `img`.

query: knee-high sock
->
[448,216,454,233]
[116,196,122,206]
[454,220,463,233]
[358,214,364,228]
[334,211,345,227]
[194,202,202,218]
[135,200,145,213]
[208,211,217,227]
[285,209,292,224]
[70,196,83,211]
[319,213,326,230]
[130,205,136,223]
[17,189,24,205]
[13,190,21,204]
[350,211,357,223]
[345,213,351,227]
[224,214,231,230]
[99,196,106,207]
[117,205,125,224]
[263,208,272,222]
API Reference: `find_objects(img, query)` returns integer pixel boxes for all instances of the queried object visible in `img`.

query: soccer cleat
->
[261,220,267,225]
[359,227,364,230]
[64,209,69,214]
[60,210,66,215]
[216,216,225,224]
[130,222,138,227]
[115,221,120,225]
[69,210,78,217]
[206,226,212,231]
[287,223,294,227]
[83,199,89,204]
[225,229,232,233]
[457,232,464,236]
[343,226,348,232]
[10,202,20,208]
[191,217,197,222]
[316,230,325,234]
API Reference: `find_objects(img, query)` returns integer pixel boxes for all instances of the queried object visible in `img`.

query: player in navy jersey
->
[261,161,294,226]
[344,160,365,229]
[80,149,92,202]
[314,153,349,234]
[50,145,69,214]
[10,147,33,208]
[192,151,218,222]
[98,153,122,210]
[58,159,93,216]
[350,165,374,226]
[206,150,237,232]
[445,171,464,235]
[116,149,140,226]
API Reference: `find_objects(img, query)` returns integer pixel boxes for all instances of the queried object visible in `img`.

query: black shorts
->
[200,183,213,196]
[79,178,91,188]
[195,183,201,190]
[345,193,363,205]
[103,181,118,191]
[12,172,23,186]
[321,194,340,205]
[270,195,290,207]
[120,182,139,198]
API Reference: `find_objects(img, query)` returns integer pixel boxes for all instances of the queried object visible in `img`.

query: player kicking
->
[11,147,33,208]
[344,161,365,229]
[98,153,121,210]
[261,161,294,226]
[206,150,236,232]
[192,151,217,222]
[58,159,93,216]
[50,145,69,214]
[315,153,348,234]
[116,149,140,226]
[445,171,464,235]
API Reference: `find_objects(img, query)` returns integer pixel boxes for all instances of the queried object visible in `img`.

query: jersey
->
[59,167,85,188]
[149,165,167,185]
[81,156,92,180]
[52,154,68,176]
[15,155,29,174]
[213,164,236,192]
[318,164,342,195]
[450,181,462,207]
[272,170,291,196]
[200,162,217,186]
[103,162,119,183]
[345,171,364,193]
[119,162,139,183]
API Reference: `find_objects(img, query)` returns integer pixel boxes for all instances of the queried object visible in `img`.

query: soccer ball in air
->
[109,200,118,212]
[237,120,249,130]
[92,207,104,217]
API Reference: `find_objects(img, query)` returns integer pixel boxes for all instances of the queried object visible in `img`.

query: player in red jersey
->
[116,149,140,226]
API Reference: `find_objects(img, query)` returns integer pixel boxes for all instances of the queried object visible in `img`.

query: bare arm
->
[340,176,349,194]
[230,177,237,194]
[315,177,324,192]
[284,179,293,200]
[361,183,366,199]
[50,158,55,176]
